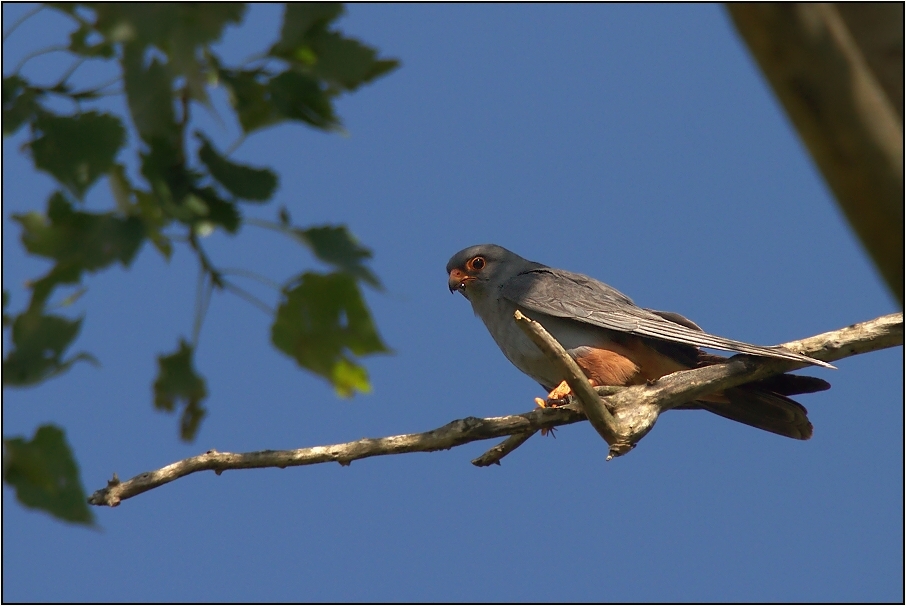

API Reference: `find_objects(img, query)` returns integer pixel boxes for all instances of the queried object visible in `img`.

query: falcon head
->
[446,244,539,301]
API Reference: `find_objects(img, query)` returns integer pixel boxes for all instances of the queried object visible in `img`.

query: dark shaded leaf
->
[94,3,245,50]
[139,138,192,206]
[3,75,42,136]
[29,111,126,199]
[267,70,339,131]
[269,4,398,92]
[196,133,277,201]
[14,192,145,272]
[3,425,94,525]
[2,290,10,328]
[292,225,380,288]
[309,31,400,92]
[219,68,339,132]
[122,43,178,147]
[2,310,98,387]
[68,23,115,58]
[272,272,389,396]
[153,339,207,441]
[190,187,241,233]
[94,3,245,105]
[271,3,344,58]
[218,68,277,133]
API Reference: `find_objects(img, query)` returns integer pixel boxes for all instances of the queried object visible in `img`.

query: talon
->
[541,426,558,438]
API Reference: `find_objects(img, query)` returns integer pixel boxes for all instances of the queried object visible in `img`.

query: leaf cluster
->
[3,3,397,525]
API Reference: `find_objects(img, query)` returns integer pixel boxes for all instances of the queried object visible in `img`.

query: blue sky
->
[3,4,902,602]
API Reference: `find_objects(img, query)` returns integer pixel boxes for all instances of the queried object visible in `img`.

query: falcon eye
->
[468,256,486,271]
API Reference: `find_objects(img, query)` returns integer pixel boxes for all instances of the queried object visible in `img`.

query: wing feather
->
[499,268,833,369]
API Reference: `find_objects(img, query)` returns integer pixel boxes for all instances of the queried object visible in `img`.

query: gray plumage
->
[447,244,831,440]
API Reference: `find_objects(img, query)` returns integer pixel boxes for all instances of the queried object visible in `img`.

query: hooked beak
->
[448,268,474,293]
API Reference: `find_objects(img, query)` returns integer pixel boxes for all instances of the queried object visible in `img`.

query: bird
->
[446,244,831,440]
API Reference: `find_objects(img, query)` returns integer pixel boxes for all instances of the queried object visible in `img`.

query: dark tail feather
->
[694,387,814,440]
[747,373,830,396]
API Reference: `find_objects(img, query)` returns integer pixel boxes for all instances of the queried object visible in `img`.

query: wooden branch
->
[88,313,902,507]
[471,431,536,467]
[513,309,621,447]
[728,4,904,304]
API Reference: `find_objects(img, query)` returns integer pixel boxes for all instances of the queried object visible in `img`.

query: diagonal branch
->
[88,313,902,508]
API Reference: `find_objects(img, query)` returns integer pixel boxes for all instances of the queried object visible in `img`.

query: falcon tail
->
[678,386,818,440]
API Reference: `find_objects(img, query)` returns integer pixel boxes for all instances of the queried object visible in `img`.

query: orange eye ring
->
[467,256,486,271]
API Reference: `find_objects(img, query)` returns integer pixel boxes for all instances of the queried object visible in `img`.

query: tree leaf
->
[14,192,145,271]
[196,133,278,201]
[268,70,340,131]
[274,3,345,55]
[3,425,94,525]
[94,3,246,50]
[217,68,277,134]
[2,75,42,136]
[2,309,98,386]
[29,111,126,199]
[68,23,115,59]
[190,186,241,233]
[122,43,178,148]
[308,30,400,92]
[291,225,381,288]
[271,272,389,396]
[153,339,208,441]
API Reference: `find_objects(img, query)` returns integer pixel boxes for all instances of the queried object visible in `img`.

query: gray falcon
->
[446,244,831,439]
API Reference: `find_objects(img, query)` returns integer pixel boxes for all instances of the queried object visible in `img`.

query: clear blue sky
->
[3,4,902,602]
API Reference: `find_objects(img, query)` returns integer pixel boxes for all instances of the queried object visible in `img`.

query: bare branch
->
[88,313,902,508]
[471,431,536,467]
[513,309,621,447]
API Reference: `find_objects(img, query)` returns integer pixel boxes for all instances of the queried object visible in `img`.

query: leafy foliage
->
[153,340,208,442]
[3,3,397,524]
[3,425,95,525]
[273,272,389,396]
[196,133,278,202]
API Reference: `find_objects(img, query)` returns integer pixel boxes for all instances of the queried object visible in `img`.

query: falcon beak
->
[448,269,472,293]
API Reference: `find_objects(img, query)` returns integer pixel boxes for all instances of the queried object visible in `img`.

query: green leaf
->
[269,5,398,92]
[272,272,389,396]
[2,309,98,387]
[14,192,145,272]
[29,111,126,199]
[3,75,42,136]
[2,290,9,328]
[153,339,208,441]
[220,68,340,132]
[190,187,241,233]
[267,70,339,131]
[68,23,115,58]
[308,30,400,92]
[196,133,277,201]
[122,43,178,147]
[94,3,246,49]
[3,425,94,525]
[292,225,381,288]
[218,68,277,133]
[271,3,345,57]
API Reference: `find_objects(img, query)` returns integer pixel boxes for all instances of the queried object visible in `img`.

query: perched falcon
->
[447,244,831,439]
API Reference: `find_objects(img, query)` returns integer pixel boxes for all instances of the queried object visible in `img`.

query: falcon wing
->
[499,268,834,369]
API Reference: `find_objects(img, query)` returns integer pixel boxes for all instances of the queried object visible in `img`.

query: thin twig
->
[87,313,902,507]
[221,280,274,315]
[471,431,537,467]
[220,267,283,292]
[514,310,621,450]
